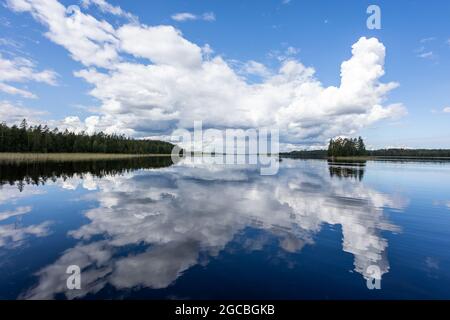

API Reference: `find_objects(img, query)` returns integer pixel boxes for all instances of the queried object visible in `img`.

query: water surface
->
[1,157,449,299]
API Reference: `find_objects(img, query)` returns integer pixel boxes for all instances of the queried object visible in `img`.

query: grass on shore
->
[0,153,172,163]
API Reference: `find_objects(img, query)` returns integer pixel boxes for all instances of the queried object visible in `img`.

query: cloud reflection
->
[22,158,407,299]
[0,185,51,249]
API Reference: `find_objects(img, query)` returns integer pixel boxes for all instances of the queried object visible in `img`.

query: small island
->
[280,136,450,160]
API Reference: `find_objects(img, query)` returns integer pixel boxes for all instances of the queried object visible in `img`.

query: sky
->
[0,0,449,150]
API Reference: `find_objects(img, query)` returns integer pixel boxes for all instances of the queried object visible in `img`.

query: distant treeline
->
[279,150,328,159]
[0,120,175,154]
[280,137,367,158]
[280,136,450,159]
[367,149,450,158]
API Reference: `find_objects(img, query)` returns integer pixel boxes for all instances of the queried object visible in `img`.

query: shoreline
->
[281,155,450,161]
[2,152,450,163]
[0,153,173,162]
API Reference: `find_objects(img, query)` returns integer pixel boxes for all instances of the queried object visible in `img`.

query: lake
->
[0,156,449,299]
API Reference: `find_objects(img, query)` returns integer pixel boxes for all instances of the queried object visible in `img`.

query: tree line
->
[367,148,450,158]
[279,149,327,159]
[328,137,367,157]
[281,139,450,159]
[0,120,175,154]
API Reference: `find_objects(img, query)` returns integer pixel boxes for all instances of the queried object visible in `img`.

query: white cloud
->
[443,107,450,113]
[0,53,57,98]
[268,46,301,62]
[171,12,196,22]
[0,221,52,248]
[242,60,271,78]
[117,24,202,68]
[0,17,11,27]
[0,37,23,48]
[171,12,215,22]
[81,0,137,22]
[420,37,435,43]
[0,55,57,84]
[285,46,300,55]
[6,0,119,68]
[201,44,214,59]
[75,35,403,145]
[202,12,216,22]
[0,206,32,221]
[0,83,36,98]
[0,101,47,124]
[5,0,405,148]
[418,51,434,59]
[415,38,438,61]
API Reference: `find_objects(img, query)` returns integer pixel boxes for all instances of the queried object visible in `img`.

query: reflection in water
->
[0,220,53,249]
[0,156,174,191]
[0,189,51,249]
[0,157,173,251]
[328,160,366,181]
[2,157,406,299]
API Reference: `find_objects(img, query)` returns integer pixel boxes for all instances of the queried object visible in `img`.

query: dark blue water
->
[0,157,449,299]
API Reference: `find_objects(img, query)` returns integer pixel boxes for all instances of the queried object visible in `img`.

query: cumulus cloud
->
[73,35,405,145]
[117,24,202,68]
[6,0,405,148]
[0,53,57,98]
[171,12,215,22]
[443,107,450,113]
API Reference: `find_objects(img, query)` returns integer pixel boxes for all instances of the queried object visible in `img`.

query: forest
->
[327,137,367,157]
[0,120,175,154]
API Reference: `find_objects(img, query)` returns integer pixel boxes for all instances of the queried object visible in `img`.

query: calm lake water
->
[1,157,450,299]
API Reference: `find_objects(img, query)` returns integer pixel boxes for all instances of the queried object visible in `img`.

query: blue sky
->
[1,0,450,149]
